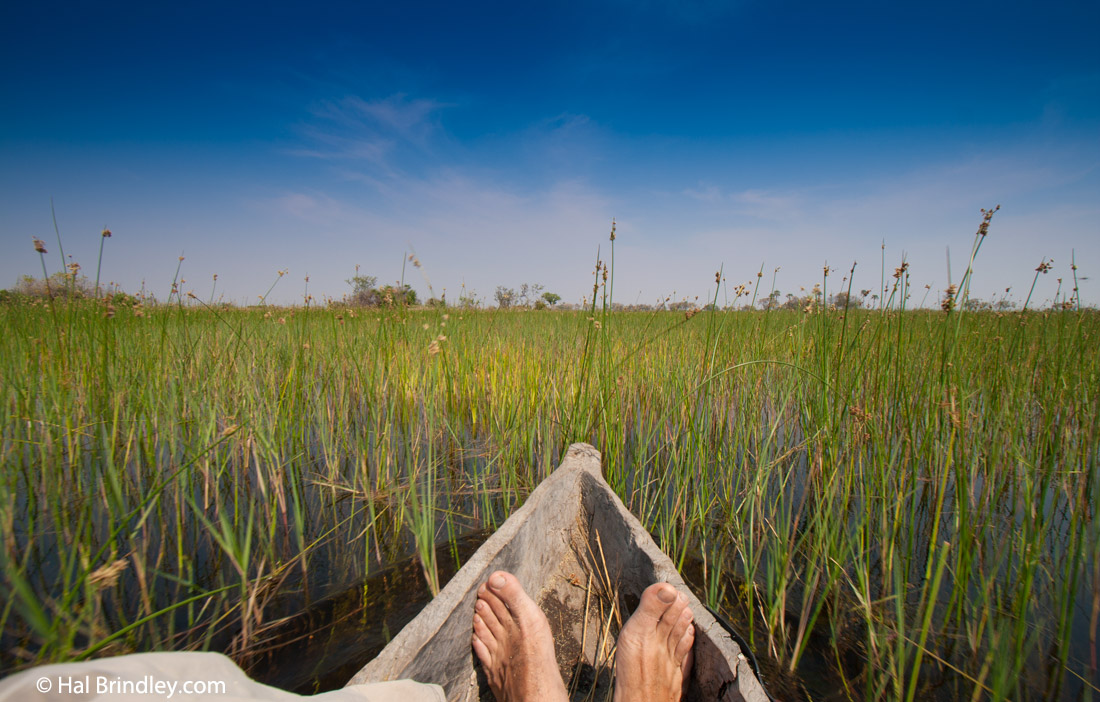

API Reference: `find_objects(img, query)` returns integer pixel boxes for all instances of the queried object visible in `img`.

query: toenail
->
[657,585,677,603]
[491,574,506,589]
[475,600,485,611]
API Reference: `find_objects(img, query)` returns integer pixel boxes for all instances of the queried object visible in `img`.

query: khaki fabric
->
[0,652,446,702]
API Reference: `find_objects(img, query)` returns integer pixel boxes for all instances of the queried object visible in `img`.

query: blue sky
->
[2,0,1098,307]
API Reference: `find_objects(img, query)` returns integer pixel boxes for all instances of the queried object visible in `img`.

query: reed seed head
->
[942,284,958,313]
[32,237,47,253]
[976,205,1000,237]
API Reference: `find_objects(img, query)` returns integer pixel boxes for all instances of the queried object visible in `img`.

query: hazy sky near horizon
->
[2,0,1098,307]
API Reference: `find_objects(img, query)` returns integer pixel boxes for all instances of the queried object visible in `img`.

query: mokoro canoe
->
[347,443,770,702]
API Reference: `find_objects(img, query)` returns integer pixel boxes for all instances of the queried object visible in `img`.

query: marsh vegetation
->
[1,220,1097,701]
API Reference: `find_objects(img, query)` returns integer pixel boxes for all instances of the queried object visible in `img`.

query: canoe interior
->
[347,443,768,702]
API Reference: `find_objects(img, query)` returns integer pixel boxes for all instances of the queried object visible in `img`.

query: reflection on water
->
[247,531,491,694]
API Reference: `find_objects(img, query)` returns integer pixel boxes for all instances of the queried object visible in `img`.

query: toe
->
[655,588,690,641]
[473,611,499,657]
[666,601,693,654]
[487,571,524,607]
[673,621,695,665]
[480,583,516,635]
[476,593,507,641]
[486,571,543,624]
[471,632,493,669]
[637,582,680,631]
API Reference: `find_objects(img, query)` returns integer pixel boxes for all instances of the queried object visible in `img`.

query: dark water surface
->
[248,531,491,694]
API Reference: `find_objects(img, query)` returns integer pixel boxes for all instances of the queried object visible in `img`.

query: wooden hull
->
[347,443,769,702]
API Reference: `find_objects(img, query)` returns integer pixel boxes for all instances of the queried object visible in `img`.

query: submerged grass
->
[0,268,1097,699]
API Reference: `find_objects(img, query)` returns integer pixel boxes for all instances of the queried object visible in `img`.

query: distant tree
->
[345,275,417,307]
[518,283,545,308]
[758,290,781,310]
[541,292,561,307]
[830,291,858,310]
[15,272,94,299]
[346,275,379,306]
[494,286,517,309]
[346,274,377,295]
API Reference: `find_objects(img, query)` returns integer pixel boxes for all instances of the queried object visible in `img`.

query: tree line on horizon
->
[0,271,1082,312]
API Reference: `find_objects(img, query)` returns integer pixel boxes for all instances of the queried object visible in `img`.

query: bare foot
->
[471,571,569,702]
[613,582,695,702]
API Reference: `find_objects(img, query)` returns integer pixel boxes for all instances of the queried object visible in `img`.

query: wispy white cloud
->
[287,92,450,174]
[314,94,446,145]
